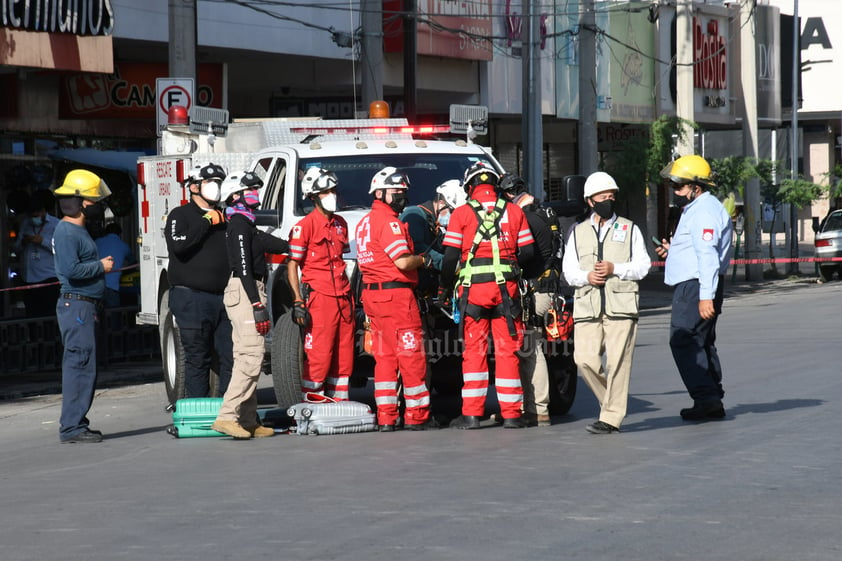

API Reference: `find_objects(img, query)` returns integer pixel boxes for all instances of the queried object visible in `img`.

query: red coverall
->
[355,199,431,427]
[442,185,534,419]
[288,210,354,400]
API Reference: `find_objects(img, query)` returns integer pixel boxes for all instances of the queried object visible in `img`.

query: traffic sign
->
[156,78,194,136]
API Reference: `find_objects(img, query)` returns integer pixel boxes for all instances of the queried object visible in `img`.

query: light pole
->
[788,0,800,273]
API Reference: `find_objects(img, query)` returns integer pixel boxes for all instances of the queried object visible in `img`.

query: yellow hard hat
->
[660,155,715,188]
[54,169,112,201]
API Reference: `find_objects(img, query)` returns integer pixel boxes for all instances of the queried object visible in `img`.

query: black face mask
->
[388,192,408,214]
[672,191,695,209]
[81,202,105,222]
[592,199,615,220]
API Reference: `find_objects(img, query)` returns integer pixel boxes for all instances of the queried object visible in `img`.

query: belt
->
[363,281,414,291]
[62,293,100,304]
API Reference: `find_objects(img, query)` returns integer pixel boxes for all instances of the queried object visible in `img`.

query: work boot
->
[211,420,252,439]
[405,417,443,431]
[680,402,726,421]
[449,415,481,429]
[585,420,620,434]
[536,414,552,427]
[61,429,103,444]
[502,416,528,429]
[244,424,275,438]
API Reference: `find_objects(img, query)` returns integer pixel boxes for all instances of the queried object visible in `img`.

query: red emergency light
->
[137,162,145,187]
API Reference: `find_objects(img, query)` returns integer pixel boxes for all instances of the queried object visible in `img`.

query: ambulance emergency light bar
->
[289,124,452,136]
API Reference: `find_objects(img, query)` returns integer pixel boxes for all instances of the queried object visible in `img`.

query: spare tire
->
[270,311,304,409]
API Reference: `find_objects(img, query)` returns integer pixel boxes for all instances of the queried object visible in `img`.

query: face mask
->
[319,192,338,213]
[81,202,105,222]
[31,216,44,227]
[438,209,451,228]
[592,199,615,220]
[200,180,221,203]
[672,190,695,209]
[242,190,261,210]
[388,191,407,214]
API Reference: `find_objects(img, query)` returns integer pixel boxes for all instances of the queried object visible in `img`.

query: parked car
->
[814,209,842,282]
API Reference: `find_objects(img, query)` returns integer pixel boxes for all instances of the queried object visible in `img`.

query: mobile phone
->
[651,236,663,247]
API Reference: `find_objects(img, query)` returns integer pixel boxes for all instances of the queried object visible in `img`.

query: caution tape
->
[651,256,842,267]
[0,264,139,293]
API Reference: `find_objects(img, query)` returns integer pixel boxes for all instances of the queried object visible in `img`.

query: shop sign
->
[693,16,727,90]
[383,0,492,61]
[1,0,115,36]
[58,62,223,120]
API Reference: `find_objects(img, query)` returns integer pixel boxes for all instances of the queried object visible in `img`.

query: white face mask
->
[438,209,451,228]
[200,180,221,203]
[320,192,337,213]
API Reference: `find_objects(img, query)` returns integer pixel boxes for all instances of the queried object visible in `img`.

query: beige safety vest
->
[572,216,640,321]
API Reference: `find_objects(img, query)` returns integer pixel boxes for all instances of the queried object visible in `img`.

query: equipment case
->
[167,398,225,438]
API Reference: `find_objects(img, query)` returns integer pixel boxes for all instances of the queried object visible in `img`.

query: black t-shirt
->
[225,213,289,304]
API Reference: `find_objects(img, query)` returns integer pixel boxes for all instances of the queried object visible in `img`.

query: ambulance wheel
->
[160,290,220,405]
[271,311,304,410]
[161,306,186,405]
[547,343,577,415]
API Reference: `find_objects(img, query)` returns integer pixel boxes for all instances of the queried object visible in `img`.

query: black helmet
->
[499,173,527,195]
[462,162,500,193]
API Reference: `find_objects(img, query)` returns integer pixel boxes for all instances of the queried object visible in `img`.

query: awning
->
[46,148,150,180]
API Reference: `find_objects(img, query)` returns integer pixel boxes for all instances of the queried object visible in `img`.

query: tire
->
[546,340,577,415]
[430,355,463,396]
[159,289,219,405]
[271,311,304,409]
[819,264,836,282]
[161,307,186,405]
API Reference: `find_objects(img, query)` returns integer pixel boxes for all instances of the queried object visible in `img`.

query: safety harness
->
[456,198,521,336]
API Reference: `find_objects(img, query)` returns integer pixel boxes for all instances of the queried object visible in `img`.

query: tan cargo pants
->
[217,277,266,424]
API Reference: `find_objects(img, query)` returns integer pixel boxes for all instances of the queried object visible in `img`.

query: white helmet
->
[301,167,338,199]
[435,179,466,209]
[220,171,263,203]
[583,171,619,198]
[369,166,410,194]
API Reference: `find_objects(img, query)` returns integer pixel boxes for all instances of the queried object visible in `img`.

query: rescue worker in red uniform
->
[288,167,354,401]
[440,163,535,429]
[355,167,438,432]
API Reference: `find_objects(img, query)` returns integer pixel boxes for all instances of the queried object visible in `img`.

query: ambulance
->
[136,106,506,407]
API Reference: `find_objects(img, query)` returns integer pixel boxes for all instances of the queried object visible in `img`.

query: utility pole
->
[522,0,544,197]
[741,0,763,280]
[403,0,417,121]
[361,0,384,113]
[675,0,694,155]
[577,0,598,175]
[168,0,197,80]
[788,0,800,273]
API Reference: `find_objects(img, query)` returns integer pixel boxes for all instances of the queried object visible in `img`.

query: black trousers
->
[669,278,725,405]
[169,286,234,398]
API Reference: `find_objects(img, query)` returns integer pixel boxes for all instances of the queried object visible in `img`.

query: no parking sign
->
[156,78,195,136]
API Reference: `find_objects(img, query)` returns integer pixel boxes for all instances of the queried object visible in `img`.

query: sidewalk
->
[0,359,163,402]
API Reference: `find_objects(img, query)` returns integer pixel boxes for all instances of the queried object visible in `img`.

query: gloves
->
[252,302,271,335]
[203,209,224,225]
[292,299,311,328]
[421,252,433,269]
[436,286,452,309]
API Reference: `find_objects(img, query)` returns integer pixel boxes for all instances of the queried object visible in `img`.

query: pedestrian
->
[287,167,354,401]
[164,163,234,400]
[439,163,535,429]
[212,171,289,439]
[52,170,114,443]
[399,179,465,294]
[656,155,733,421]
[95,222,134,308]
[355,166,437,431]
[498,173,558,427]
[14,190,60,317]
[562,171,651,434]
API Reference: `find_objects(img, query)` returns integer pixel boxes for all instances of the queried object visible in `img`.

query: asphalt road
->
[1,278,840,561]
